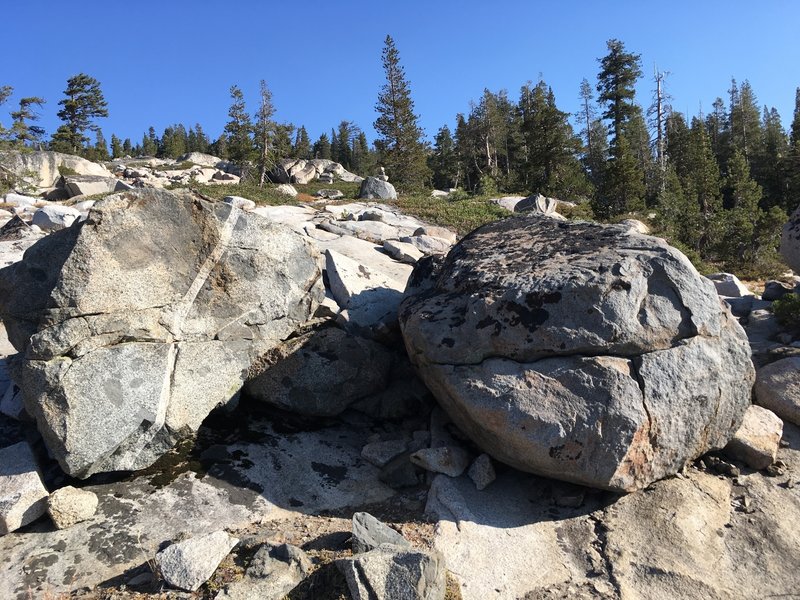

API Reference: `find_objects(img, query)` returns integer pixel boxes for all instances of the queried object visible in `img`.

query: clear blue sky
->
[4,0,799,146]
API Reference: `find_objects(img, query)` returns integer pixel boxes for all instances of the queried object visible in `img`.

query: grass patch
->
[300,179,361,199]
[190,182,301,206]
[153,160,196,172]
[57,165,79,177]
[392,193,511,236]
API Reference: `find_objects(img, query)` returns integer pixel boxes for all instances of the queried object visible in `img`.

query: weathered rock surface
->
[400,216,754,492]
[0,442,48,534]
[467,454,496,490]
[31,204,81,231]
[4,151,110,190]
[156,530,238,591]
[63,175,129,198]
[754,356,800,425]
[352,512,411,554]
[0,189,324,477]
[0,413,396,598]
[359,177,398,200]
[216,543,311,600]
[707,272,752,297]
[47,485,98,529]
[337,545,446,600]
[410,446,471,477]
[245,326,393,416]
[325,248,411,339]
[723,405,782,469]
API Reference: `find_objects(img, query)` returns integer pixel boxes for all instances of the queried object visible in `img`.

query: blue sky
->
[4,0,799,146]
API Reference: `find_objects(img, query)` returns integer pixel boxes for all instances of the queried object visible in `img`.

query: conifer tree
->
[429,125,459,189]
[374,35,429,190]
[122,138,132,156]
[54,73,108,154]
[313,133,331,159]
[0,86,12,143]
[10,96,45,147]
[595,39,646,217]
[293,126,311,159]
[351,132,374,175]
[142,126,158,156]
[110,134,123,158]
[330,128,340,165]
[519,81,587,199]
[787,88,800,213]
[224,85,253,166]
[253,80,276,186]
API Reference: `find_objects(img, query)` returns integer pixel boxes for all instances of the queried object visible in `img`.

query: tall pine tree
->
[53,73,108,154]
[374,35,429,191]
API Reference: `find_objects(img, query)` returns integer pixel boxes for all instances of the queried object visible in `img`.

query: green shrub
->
[58,165,78,176]
[772,293,800,331]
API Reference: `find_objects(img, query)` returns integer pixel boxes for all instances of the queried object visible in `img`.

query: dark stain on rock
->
[549,442,584,461]
[289,497,304,507]
[311,462,348,485]
[440,338,455,348]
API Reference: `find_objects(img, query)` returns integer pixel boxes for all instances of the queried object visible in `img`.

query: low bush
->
[772,293,800,331]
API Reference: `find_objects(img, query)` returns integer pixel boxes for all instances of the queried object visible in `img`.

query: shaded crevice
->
[588,513,623,598]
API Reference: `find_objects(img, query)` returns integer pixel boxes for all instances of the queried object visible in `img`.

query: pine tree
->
[313,133,331,159]
[595,39,646,216]
[224,85,253,166]
[54,73,108,154]
[330,128,340,165]
[273,124,295,160]
[754,107,789,211]
[122,138,132,156]
[719,149,785,273]
[336,121,357,168]
[351,132,374,175]
[374,35,429,191]
[728,79,763,165]
[519,81,587,199]
[10,96,46,147]
[253,79,276,186]
[142,126,158,156]
[786,88,800,214]
[110,134,123,158]
[293,126,311,159]
[0,86,12,143]
[685,117,722,252]
[429,125,459,189]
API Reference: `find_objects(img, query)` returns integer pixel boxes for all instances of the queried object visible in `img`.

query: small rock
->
[215,542,310,600]
[707,272,753,298]
[379,453,420,489]
[723,405,783,470]
[337,546,446,600]
[766,460,787,477]
[155,530,239,592]
[31,204,81,231]
[352,512,410,554]
[762,280,794,302]
[412,226,457,245]
[467,454,496,490]
[383,240,424,264]
[315,189,344,200]
[47,486,98,529]
[754,357,800,425]
[275,184,298,197]
[0,442,49,535]
[223,196,256,210]
[361,440,408,468]
[410,446,471,477]
[0,383,29,421]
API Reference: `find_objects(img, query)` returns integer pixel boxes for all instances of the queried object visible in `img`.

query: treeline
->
[427,40,800,275]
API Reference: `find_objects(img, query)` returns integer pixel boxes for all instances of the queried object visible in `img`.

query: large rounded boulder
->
[399,216,754,492]
[0,188,324,478]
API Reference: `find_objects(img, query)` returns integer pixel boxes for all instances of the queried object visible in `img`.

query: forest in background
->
[2,37,799,278]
